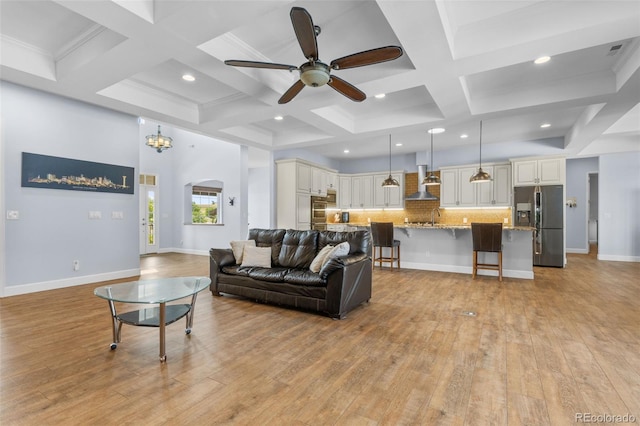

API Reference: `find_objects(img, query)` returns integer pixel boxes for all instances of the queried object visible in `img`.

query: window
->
[192,186,219,224]
[185,180,223,225]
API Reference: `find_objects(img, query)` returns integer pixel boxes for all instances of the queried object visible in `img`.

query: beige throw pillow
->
[310,245,334,273]
[230,239,255,264]
[322,241,350,268]
[240,246,272,268]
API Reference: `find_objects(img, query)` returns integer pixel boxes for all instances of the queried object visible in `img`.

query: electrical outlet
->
[504,217,509,223]
[463,217,468,224]
[73,260,80,271]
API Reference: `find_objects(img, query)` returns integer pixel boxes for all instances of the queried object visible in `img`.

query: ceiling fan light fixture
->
[300,62,330,87]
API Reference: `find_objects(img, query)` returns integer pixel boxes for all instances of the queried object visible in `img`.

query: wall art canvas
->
[21,152,135,194]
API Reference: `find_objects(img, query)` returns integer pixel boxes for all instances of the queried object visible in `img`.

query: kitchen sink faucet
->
[431,208,441,226]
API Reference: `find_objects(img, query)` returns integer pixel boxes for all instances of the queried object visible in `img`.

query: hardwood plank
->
[0,250,638,425]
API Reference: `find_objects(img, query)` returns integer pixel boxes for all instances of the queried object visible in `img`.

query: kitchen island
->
[354,223,535,279]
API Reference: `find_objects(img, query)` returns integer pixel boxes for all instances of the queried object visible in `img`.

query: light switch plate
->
[89,211,102,219]
[6,210,19,220]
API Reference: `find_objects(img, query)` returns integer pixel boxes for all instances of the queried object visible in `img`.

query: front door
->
[139,174,158,255]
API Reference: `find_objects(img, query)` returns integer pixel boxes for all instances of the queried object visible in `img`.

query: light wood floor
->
[1,249,638,425]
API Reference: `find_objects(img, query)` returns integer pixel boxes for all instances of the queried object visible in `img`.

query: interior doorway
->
[587,172,598,255]
[140,174,158,255]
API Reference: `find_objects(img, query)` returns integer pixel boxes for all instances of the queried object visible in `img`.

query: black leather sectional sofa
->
[209,228,372,319]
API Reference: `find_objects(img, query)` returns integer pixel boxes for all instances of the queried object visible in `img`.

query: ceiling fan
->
[224,7,403,104]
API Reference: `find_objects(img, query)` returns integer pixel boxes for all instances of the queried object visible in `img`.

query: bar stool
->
[370,222,400,270]
[471,222,503,281]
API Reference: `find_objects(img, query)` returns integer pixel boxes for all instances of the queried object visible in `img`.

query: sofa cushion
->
[309,244,334,273]
[240,246,272,268]
[278,230,318,269]
[325,241,349,261]
[248,228,286,266]
[221,265,249,276]
[318,230,370,255]
[245,267,290,282]
[230,240,255,264]
[283,270,326,287]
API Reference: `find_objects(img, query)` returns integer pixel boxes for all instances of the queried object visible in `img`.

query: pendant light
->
[382,135,400,187]
[422,129,441,186]
[145,125,173,153]
[469,120,491,183]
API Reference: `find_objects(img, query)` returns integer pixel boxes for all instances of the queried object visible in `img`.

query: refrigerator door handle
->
[534,186,542,255]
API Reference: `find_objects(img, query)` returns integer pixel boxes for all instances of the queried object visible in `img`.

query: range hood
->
[405,165,439,201]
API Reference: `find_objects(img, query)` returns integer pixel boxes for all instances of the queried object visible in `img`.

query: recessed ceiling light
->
[374,93,386,99]
[534,56,551,64]
[343,149,350,154]
[460,134,468,139]
[395,143,403,147]
[182,74,196,82]
[428,128,445,134]
[274,115,283,121]
[540,123,551,128]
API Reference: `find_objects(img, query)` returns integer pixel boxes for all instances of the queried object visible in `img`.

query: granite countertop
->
[346,222,534,231]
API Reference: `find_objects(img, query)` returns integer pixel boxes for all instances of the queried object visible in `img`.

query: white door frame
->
[139,174,159,255]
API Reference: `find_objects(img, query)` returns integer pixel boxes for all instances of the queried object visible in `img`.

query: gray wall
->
[598,152,640,261]
[565,157,599,253]
[2,82,139,294]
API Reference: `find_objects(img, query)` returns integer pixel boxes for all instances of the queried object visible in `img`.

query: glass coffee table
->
[94,276,211,362]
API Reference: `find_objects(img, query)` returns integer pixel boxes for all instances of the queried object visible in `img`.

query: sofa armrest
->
[322,254,372,319]
[319,253,367,279]
[209,248,235,295]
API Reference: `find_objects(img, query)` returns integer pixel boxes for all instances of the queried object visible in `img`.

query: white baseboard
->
[397,261,534,280]
[2,268,140,297]
[597,254,640,262]
[566,248,589,254]
[159,248,210,256]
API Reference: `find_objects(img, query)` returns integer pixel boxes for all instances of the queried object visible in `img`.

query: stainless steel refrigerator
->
[514,185,564,267]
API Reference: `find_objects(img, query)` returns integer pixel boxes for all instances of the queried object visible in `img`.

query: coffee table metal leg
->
[107,298,120,350]
[159,302,166,362]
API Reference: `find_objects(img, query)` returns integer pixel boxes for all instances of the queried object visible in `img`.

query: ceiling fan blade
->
[330,46,403,70]
[224,60,297,71]
[327,76,366,102]
[278,80,305,104]
[290,7,318,61]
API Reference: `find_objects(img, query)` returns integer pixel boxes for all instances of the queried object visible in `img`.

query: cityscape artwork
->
[21,152,134,194]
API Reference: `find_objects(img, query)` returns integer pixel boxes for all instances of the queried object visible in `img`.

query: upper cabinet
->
[351,175,374,209]
[373,173,404,208]
[512,156,565,186]
[338,176,352,209]
[440,163,511,207]
[276,159,338,230]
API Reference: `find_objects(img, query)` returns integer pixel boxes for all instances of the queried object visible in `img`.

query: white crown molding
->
[54,24,107,61]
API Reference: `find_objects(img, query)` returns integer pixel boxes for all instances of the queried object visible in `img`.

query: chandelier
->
[145,125,173,153]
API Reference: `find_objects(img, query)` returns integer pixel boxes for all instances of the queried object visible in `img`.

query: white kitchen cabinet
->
[296,193,311,230]
[296,162,311,193]
[374,173,404,208]
[458,167,478,207]
[441,163,511,207]
[276,159,338,230]
[351,175,373,209]
[440,169,458,207]
[339,176,352,209]
[512,157,565,186]
[492,164,512,206]
[326,172,337,190]
[311,167,327,196]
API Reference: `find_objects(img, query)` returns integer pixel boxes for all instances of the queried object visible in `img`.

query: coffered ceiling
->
[1,1,638,160]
